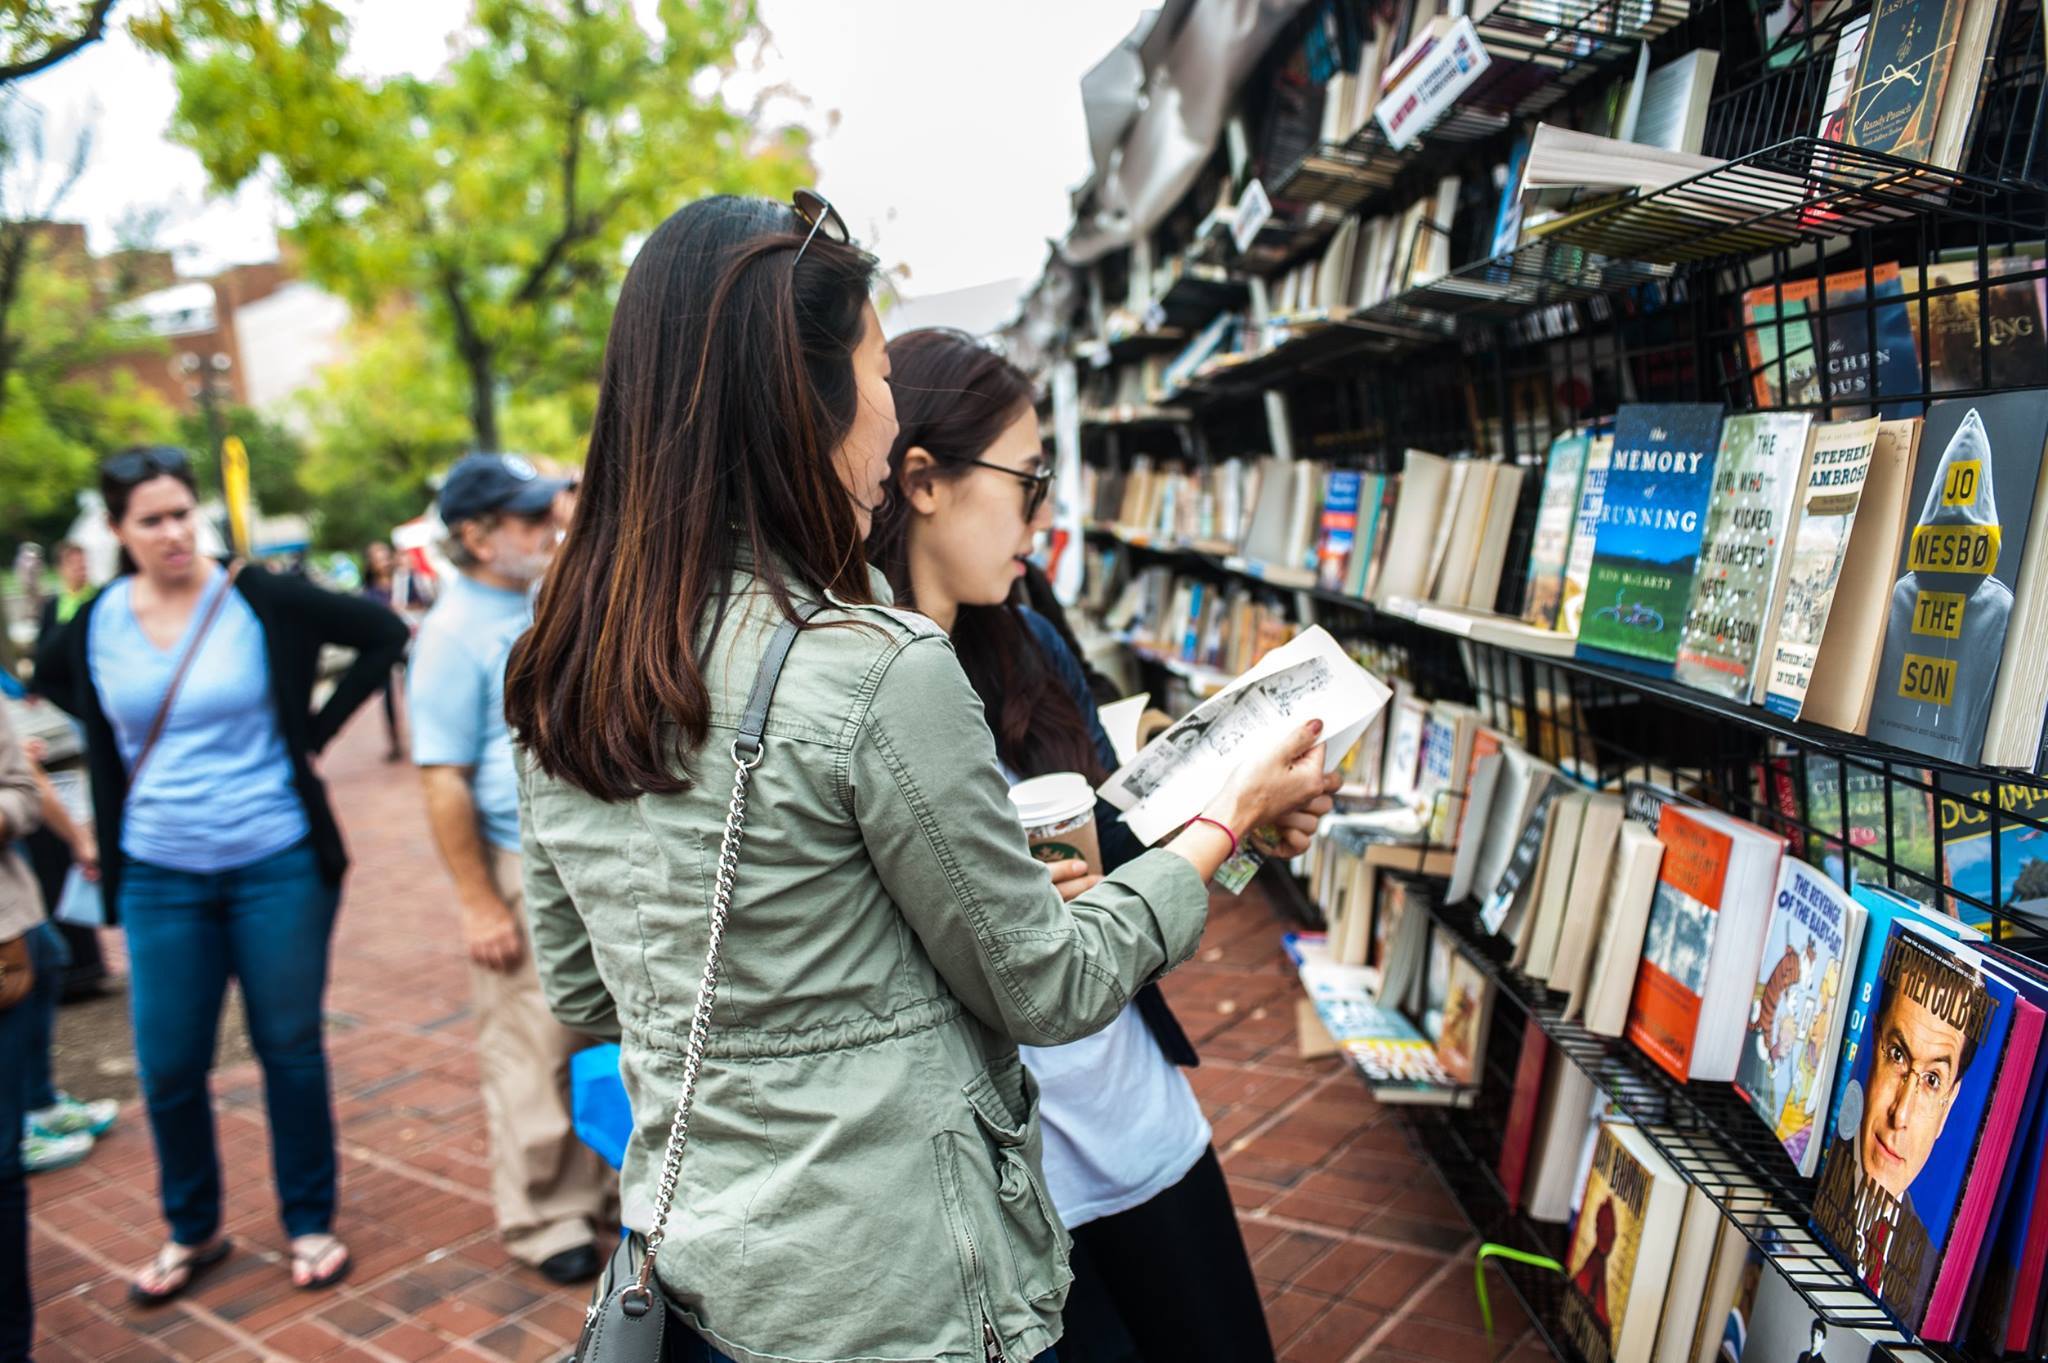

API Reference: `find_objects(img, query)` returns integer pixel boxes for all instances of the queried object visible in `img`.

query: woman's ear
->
[899,446,944,515]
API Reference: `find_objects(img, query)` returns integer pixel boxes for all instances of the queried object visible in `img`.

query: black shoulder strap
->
[733,602,822,763]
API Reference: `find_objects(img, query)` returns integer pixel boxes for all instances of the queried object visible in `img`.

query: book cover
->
[1498,1022,1551,1213]
[1317,469,1363,591]
[1481,775,1571,936]
[1560,1122,1685,1363]
[1845,0,1968,165]
[1800,755,1936,903]
[1812,925,2015,1332]
[1912,256,2048,393]
[1578,404,1727,676]
[1742,267,1922,418]
[1763,417,1883,719]
[1558,435,1613,637]
[1733,858,1865,1176]
[1436,947,1494,1086]
[1935,775,2048,931]
[1868,394,2048,764]
[1675,412,1815,700]
[1343,473,1390,597]
[1382,689,1429,798]
[1523,430,1592,629]
[1627,805,1732,1083]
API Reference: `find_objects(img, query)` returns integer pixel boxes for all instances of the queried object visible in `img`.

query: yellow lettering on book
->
[1911,590,1966,638]
[1909,523,2000,573]
[1898,654,1956,705]
[1941,460,1980,506]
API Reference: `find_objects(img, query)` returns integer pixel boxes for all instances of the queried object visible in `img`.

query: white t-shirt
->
[1020,1004,1213,1227]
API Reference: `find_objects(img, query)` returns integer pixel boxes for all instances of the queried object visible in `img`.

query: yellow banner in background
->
[222,435,252,556]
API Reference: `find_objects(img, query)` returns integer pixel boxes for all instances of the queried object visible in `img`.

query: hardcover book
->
[1742,266,1922,418]
[1498,1022,1551,1213]
[1812,924,2016,1333]
[1523,430,1592,629]
[1732,858,1867,1177]
[1558,434,1614,637]
[1577,404,1727,676]
[1794,754,1936,902]
[1763,417,1883,718]
[1867,394,2048,765]
[1674,412,1815,700]
[1844,0,1969,166]
[1935,775,2048,932]
[1560,1122,1687,1363]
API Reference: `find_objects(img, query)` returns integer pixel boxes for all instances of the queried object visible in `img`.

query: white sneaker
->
[27,1091,119,1139]
[22,1129,93,1174]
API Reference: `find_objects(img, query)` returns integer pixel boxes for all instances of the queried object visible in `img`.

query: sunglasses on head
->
[966,458,1055,522]
[101,447,193,485]
[791,188,849,268]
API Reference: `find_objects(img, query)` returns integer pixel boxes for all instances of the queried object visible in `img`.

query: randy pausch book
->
[1674,412,1815,700]
[1576,404,1726,676]
[1867,394,2048,765]
[1811,924,2014,1333]
[1845,0,1969,166]
[1764,417,1883,719]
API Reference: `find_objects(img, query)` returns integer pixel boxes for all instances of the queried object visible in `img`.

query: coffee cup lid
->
[1007,772,1096,827]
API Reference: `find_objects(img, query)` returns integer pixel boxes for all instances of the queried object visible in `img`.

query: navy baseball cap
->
[437,453,569,525]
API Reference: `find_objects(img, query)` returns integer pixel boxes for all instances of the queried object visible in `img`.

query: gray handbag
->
[570,606,817,1363]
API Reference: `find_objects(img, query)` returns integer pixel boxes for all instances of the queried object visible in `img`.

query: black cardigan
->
[32,564,409,922]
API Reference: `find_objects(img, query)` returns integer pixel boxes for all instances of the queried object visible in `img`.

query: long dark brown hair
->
[505,195,880,800]
[868,328,1105,784]
[102,446,201,578]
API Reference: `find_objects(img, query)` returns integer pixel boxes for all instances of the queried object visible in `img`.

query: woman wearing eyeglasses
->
[508,192,1336,1363]
[32,448,407,1305]
[868,328,1276,1363]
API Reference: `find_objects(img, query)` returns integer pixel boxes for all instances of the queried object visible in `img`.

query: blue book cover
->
[1317,469,1363,591]
[1935,774,2048,932]
[1180,580,1204,660]
[1811,923,2014,1332]
[1826,884,1974,1144]
[1575,403,1726,677]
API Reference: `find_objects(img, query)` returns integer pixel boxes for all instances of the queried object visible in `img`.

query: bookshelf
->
[1030,1,2048,1358]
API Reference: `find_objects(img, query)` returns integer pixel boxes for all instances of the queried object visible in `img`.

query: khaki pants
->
[476,847,613,1265]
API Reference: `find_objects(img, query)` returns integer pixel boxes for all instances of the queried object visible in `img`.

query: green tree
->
[1,1,117,85]
[135,0,812,452]
[178,402,313,517]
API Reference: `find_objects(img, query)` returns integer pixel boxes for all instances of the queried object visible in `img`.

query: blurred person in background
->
[33,446,407,1306]
[35,543,95,653]
[360,541,427,763]
[870,327,1275,1363]
[409,453,610,1286]
[1,702,49,1363]
[505,194,1334,1363]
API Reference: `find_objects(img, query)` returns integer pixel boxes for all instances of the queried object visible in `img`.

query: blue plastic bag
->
[571,1043,631,1170]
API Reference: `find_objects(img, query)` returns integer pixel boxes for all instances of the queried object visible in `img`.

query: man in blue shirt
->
[410,454,609,1285]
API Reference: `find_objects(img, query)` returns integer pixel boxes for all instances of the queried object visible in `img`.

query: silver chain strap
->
[627,738,762,1300]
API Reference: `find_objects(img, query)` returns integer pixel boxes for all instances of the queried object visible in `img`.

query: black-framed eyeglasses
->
[967,459,1054,522]
[792,188,849,267]
[101,446,192,485]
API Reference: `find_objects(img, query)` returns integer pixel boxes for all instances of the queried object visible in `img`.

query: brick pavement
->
[28,710,1549,1363]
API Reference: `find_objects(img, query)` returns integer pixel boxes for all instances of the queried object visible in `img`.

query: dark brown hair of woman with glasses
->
[503,192,1337,1363]
[32,447,407,1306]
[867,326,1277,1363]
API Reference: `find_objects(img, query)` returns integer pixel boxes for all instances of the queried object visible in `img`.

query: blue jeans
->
[1,950,34,1362]
[22,923,65,1115]
[121,839,340,1246]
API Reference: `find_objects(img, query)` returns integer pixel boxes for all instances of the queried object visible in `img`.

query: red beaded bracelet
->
[1189,815,1240,860]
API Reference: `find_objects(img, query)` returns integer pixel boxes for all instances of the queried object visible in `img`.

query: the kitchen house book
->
[1763,417,1884,719]
[1673,412,1815,700]
[1559,1120,1686,1363]
[1626,803,1785,1084]
[1867,394,2048,765]
[1576,404,1726,677]
[1732,857,1867,1178]
[1812,923,2017,1334]
[1523,429,1592,629]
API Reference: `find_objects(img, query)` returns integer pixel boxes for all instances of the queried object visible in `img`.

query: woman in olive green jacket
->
[507,195,1336,1363]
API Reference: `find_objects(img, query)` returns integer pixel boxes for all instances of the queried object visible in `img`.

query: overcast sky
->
[12,0,1149,300]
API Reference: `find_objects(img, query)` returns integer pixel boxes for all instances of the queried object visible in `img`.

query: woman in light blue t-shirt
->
[870,329,1311,1363]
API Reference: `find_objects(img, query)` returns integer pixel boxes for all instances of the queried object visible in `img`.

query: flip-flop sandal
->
[291,1235,352,1292]
[128,1238,233,1307]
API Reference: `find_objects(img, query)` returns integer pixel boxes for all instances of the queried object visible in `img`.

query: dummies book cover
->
[1811,925,2014,1332]
[1867,392,2048,765]
[1675,412,1813,700]
[1578,404,1726,675]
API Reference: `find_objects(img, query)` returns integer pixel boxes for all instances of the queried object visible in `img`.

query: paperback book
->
[1560,1121,1687,1363]
[1674,412,1815,700]
[1868,394,2048,765]
[1577,404,1727,676]
[1762,417,1883,718]
[1732,858,1867,1177]
[1524,430,1593,629]
[1558,435,1614,637]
